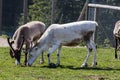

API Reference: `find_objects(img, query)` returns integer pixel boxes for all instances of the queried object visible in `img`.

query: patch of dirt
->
[0,37,9,47]
[83,75,109,80]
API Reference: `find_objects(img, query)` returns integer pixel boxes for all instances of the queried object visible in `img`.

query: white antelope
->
[7,21,46,65]
[27,21,98,67]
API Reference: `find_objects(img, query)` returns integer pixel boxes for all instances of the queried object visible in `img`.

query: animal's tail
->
[95,21,98,27]
[92,21,98,42]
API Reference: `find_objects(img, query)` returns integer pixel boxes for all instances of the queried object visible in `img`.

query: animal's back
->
[25,21,46,32]
[43,21,97,46]
[12,21,46,43]
[24,21,46,41]
[113,20,120,37]
[49,21,97,33]
[52,21,97,37]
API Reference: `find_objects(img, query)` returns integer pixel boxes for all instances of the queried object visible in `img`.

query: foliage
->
[55,0,85,23]
[96,0,120,47]
[28,0,51,26]
[2,0,120,46]
[0,35,8,38]
[27,0,85,25]
[1,47,120,80]
[22,0,120,46]
[103,38,111,48]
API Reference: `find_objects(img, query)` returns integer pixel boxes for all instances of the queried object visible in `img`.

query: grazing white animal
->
[113,20,120,59]
[7,21,46,65]
[27,21,98,67]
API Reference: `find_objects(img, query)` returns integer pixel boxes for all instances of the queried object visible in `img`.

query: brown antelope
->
[7,21,46,65]
[113,20,120,59]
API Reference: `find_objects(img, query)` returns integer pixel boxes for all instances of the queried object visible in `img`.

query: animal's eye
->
[35,47,38,51]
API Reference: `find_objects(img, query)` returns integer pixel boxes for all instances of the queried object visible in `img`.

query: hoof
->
[115,57,118,59]
[40,61,44,64]
[56,63,60,67]
[92,62,97,67]
[24,62,27,66]
[81,63,88,67]
[24,60,28,66]
[15,60,20,65]
[49,63,56,68]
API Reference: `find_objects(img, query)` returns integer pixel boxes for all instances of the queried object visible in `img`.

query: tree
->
[51,0,56,24]
[96,0,120,46]
[28,0,51,26]
[23,0,28,24]
[27,0,85,25]
[22,0,120,47]
[55,0,85,23]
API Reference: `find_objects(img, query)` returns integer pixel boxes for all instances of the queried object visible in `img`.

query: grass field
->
[0,47,120,80]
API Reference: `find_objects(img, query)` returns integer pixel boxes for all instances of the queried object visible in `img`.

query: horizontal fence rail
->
[88,3,120,10]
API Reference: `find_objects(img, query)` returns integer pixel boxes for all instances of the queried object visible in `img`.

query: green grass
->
[0,35,8,38]
[0,47,120,80]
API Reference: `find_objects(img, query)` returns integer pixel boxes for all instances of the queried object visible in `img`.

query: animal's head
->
[27,44,43,66]
[7,37,24,64]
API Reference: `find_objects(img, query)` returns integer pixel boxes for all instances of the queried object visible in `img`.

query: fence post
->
[0,0,2,35]
[93,8,97,42]
[87,0,98,43]
[77,0,88,21]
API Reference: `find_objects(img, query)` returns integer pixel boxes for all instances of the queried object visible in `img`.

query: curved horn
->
[7,37,15,57]
[18,36,24,51]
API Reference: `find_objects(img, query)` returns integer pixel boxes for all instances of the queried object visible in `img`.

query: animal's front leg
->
[91,41,97,67]
[25,43,30,65]
[56,45,62,66]
[15,60,20,65]
[40,52,44,64]
[115,38,118,59]
[81,42,92,67]
[47,45,59,67]
[24,52,28,65]
[81,48,91,67]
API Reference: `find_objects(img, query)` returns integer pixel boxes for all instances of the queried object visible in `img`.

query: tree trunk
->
[51,0,57,24]
[77,0,88,21]
[23,0,28,24]
[51,0,54,24]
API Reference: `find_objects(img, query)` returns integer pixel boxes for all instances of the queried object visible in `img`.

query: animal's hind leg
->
[81,41,92,67]
[24,43,30,65]
[115,38,118,59]
[24,52,28,65]
[90,40,97,67]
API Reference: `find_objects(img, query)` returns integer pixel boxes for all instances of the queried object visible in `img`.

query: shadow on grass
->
[40,65,120,71]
